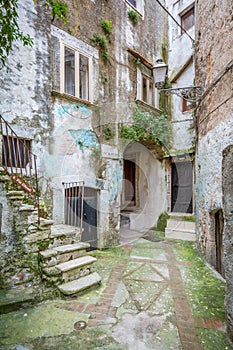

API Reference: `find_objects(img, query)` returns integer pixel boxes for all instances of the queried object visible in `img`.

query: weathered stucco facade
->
[195,0,233,340]
[0,0,176,289]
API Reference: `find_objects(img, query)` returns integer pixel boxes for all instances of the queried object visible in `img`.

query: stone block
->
[58,272,101,295]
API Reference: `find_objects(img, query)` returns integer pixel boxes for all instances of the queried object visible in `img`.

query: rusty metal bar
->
[0,115,40,224]
[62,181,85,236]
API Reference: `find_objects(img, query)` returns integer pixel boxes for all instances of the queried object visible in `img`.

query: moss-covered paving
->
[172,241,226,321]
[0,238,231,349]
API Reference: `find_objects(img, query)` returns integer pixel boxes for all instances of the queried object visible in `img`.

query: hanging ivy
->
[0,0,69,69]
[120,109,173,150]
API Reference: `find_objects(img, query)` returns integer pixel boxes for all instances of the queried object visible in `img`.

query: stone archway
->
[222,145,233,341]
[120,141,166,232]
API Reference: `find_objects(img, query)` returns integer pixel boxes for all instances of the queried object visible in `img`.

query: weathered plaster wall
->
[0,0,51,196]
[0,1,52,284]
[195,0,233,254]
[167,0,195,155]
[195,0,233,340]
[195,119,233,257]
[122,142,166,231]
[223,145,233,342]
[48,0,168,247]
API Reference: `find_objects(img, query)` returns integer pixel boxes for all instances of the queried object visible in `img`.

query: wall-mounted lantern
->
[152,58,202,104]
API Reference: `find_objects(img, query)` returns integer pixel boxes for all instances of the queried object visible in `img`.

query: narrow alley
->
[0,231,230,349]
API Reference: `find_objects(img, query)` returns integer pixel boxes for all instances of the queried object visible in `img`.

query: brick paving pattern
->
[59,240,226,349]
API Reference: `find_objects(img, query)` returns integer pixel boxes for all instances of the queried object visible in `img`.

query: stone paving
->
[0,233,231,349]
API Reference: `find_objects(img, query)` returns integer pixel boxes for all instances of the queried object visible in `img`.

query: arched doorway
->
[120,141,166,231]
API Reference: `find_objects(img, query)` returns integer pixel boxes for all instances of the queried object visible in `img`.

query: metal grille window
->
[2,136,31,169]
[61,43,92,102]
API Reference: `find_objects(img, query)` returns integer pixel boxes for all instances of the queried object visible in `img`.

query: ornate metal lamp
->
[152,59,202,104]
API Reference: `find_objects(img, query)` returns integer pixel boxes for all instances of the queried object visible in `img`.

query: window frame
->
[182,97,194,112]
[60,42,93,102]
[127,0,137,7]
[138,70,158,108]
[125,0,144,16]
[180,6,195,34]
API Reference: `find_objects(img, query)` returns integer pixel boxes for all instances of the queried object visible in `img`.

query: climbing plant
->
[128,9,139,24]
[90,18,113,63]
[120,109,173,149]
[0,0,69,69]
[101,19,112,36]
[103,124,114,140]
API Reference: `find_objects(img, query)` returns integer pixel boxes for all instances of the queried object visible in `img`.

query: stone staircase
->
[165,218,196,241]
[39,225,101,296]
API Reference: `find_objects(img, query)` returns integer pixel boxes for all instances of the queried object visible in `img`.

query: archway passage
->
[120,141,165,232]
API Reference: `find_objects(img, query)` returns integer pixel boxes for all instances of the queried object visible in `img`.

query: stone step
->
[55,255,97,283]
[50,224,81,239]
[40,242,90,267]
[40,242,90,259]
[56,256,96,273]
[58,272,101,295]
[0,287,39,315]
[165,228,196,241]
[166,219,195,230]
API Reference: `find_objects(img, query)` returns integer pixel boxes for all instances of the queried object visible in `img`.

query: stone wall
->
[195,0,233,256]
[195,0,233,341]
[46,0,169,246]
[223,145,233,342]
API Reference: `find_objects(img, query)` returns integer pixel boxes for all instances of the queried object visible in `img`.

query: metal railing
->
[0,115,40,222]
[63,181,84,238]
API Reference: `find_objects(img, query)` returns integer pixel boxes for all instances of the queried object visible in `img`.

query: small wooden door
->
[215,210,225,277]
[171,161,193,213]
[124,159,136,206]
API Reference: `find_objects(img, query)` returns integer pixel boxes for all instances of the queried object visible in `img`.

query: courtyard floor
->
[0,230,231,350]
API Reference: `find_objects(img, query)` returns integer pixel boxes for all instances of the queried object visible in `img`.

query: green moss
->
[198,329,231,349]
[155,212,170,232]
[128,9,139,24]
[174,242,226,321]
[101,19,113,35]
[170,215,195,222]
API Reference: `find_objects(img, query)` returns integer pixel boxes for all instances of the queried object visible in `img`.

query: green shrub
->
[128,9,139,24]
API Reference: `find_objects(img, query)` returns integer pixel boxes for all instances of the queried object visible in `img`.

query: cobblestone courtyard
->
[0,233,231,349]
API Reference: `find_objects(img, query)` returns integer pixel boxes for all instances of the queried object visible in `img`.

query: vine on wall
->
[120,109,173,151]
[0,0,69,69]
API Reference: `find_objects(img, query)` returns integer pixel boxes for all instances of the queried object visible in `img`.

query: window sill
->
[51,91,99,109]
[135,99,162,114]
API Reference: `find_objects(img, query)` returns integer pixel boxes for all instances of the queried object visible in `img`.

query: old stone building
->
[194,0,233,340]
[2,0,223,314]
[0,0,197,293]
[0,0,173,293]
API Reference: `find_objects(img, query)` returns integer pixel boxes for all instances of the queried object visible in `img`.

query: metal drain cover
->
[74,320,87,330]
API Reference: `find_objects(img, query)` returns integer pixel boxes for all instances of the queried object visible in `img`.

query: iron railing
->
[63,181,84,238]
[0,115,40,222]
